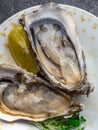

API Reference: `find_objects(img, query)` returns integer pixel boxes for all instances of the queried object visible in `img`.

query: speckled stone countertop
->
[0,0,98,24]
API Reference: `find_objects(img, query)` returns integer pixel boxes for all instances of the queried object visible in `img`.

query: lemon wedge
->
[8,26,39,73]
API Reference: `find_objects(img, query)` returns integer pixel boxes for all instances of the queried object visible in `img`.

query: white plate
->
[0,4,98,130]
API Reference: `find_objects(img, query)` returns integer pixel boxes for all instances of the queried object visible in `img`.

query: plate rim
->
[0,3,98,130]
[0,3,98,26]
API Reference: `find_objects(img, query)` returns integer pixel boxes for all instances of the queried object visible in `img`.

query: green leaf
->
[69,119,80,127]
[80,116,86,123]
[32,113,86,130]
[78,127,85,130]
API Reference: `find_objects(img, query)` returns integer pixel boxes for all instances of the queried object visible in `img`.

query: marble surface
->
[0,0,98,24]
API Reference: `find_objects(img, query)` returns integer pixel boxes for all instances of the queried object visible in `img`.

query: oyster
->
[20,3,94,95]
[0,64,83,122]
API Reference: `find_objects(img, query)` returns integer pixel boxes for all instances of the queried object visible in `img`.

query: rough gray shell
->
[0,64,83,122]
[20,3,94,96]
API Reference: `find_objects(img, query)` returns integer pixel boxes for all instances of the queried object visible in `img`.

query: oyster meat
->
[20,3,94,95]
[0,64,83,122]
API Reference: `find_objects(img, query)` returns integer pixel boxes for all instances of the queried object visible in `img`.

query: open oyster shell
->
[0,64,83,122]
[20,2,94,96]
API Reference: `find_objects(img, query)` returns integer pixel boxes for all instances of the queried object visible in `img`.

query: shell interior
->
[21,3,94,95]
[0,64,83,122]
